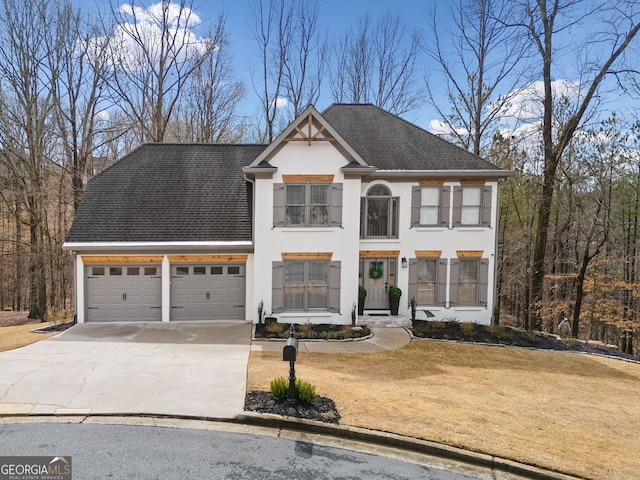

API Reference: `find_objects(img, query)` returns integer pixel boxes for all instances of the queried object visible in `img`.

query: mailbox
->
[283,337,298,362]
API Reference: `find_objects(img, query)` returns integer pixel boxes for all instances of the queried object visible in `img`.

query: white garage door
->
[86,265,162,322]
[171,264,245,320]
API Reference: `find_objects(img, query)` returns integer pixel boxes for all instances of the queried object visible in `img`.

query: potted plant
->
[389,286,402,315]
[358,286,367,315]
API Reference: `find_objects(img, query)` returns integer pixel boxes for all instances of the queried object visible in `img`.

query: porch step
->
[358,315,412,328]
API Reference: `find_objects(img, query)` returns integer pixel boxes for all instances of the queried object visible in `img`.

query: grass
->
[0,323,57,352]
[247,340,640,480]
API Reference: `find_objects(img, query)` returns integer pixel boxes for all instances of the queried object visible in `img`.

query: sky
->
[204,0,436,128]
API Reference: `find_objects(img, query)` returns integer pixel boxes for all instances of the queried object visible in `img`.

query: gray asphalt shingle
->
[323,103,502,171]
[66,143,266,243]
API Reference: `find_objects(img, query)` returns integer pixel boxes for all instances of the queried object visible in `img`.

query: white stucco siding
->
[252,141,361,324]
[360,180,500,324]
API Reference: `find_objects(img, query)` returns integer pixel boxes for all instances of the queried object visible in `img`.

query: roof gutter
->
[365,169,514,180]
[62,241,253,253]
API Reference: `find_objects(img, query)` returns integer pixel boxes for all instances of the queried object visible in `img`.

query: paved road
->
[0,420,500,480]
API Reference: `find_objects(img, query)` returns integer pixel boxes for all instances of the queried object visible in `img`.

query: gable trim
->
[247,105,368,168]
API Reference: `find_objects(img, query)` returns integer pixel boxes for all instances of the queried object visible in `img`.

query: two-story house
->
[64,104,511,325]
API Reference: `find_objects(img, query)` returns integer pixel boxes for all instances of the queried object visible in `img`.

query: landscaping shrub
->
[295,379,317,404]
[269,377,317,404]
[270,377,288,400]
[460,322,475,337]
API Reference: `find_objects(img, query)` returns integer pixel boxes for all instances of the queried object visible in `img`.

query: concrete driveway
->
[0,322,252,418]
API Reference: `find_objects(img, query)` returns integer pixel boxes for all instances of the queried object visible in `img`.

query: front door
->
[364,259,388,309]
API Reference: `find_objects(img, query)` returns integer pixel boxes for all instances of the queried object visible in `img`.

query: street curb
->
[233,412,582,480]
[0,411,582,479]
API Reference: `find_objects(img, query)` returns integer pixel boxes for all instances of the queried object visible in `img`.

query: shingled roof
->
[66,143,266,243]
[323,104,502,171]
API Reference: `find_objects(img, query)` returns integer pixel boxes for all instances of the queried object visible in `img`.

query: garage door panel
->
[170,264,245,321]
[85,265,162,322]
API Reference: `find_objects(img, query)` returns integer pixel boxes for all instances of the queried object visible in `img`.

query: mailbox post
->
[282,324,298,405]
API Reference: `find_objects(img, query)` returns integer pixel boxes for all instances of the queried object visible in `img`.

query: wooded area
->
[1,0,639,353]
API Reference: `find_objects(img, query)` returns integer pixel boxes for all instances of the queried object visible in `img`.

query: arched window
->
[360,185,398,238]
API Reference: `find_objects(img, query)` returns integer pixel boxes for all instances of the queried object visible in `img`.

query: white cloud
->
[92,1,211,73]
[271,97,289,109]
[496,79,582,124]
[428,119,468,137]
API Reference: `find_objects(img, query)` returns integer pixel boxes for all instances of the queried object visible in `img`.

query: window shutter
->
[452,186,462,226]
[330,183,343,227]
[441,186,451,227]
[479,258,490,307]
[329,261,341,313]
[482,185,493,227]
[271,261,284,313]
[273,184,285,227]
[449,259,460,306]
[408,258,418,303]
[437,258,448,306]
[411,186,420,227]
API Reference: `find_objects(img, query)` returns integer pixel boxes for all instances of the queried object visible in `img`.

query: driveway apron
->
[0,322,252,418]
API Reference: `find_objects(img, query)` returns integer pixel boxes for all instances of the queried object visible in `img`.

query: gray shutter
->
[273,184,285,227]
[437,258,448,306]
[449,259,460,306]
[452,186,462,226]
[482,185,492,227]
[408,258,418,303]
[411,186,421,227]
[330,183,343,227]
[441,186,451,227]
[272,261,284,313]
[329,261,341,313]
[479,258,489,307]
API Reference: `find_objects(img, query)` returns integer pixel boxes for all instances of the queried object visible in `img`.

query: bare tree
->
[177,24,246,143]
[0,0,60,319]
[51,2,112,212]
[330,14,421,115]
[252,0,293,142]
[104,0,219,143]
[425,0,527,155]
[518,0,640,330]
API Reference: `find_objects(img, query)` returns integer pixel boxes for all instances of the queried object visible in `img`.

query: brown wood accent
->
[418,179,445,185]
[359,250,400,258]
[415,250,442,258]
[282,174,334,183]
[281,252,333,260]
[459,179,486,185]
[282,113,335,145]
[456,250,484,258]
[81,256,163,264]
[168,255,248,263]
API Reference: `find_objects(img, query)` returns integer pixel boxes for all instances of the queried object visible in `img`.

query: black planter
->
[390,297,400,315]
[358,297,365,315]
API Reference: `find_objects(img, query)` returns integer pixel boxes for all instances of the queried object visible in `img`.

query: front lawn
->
[247,338,640,479]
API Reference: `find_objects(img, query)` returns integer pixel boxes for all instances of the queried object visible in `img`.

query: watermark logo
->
[0,456,71,480]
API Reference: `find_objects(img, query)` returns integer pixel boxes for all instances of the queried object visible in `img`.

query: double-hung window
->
[411,184,450,227]
[417,258,438,304]
[273,182,342,228]
[452,184,492,227]
[461,187,482,226]
[458,259,480,305]
[273,260,341,312]
[286,184,329,226]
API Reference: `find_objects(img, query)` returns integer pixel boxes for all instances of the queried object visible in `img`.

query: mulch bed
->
[254,322,370,340]
[245,391,341,424]
[411,320,639,361]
